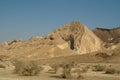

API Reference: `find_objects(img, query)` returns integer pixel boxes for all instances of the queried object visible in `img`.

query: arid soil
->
[0,63,120,80]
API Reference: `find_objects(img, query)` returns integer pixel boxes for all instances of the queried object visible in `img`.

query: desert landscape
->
[0,21,120,80]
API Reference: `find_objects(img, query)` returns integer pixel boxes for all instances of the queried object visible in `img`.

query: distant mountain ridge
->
[93,27,120,44]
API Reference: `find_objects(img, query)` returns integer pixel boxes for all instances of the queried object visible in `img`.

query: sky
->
[0,0,120,43]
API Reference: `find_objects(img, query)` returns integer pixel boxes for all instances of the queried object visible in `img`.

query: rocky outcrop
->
[48,21,103,54]
[0,21,104,60]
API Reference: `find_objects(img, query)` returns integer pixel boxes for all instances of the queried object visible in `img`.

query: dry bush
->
[92,64,106,71]
[105,68,120,74]
[0,64,5,68]
[81,66,89,73]
[13,60,42,76]
[71,68,84,79]
[62,64,72,79]
[63,64,84,79]
[51,62,84,79]
[51,62,76,73]
[50,63,63,73]
[95,52,110,58]
[55,62,83,79]
[105,68,116,74]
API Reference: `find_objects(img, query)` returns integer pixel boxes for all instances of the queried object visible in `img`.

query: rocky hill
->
[93,27,120,44]
[0,21,104,60]
[47,21,104,54]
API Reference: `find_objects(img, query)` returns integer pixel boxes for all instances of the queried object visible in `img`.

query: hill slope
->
[93,27,120,44]
[0,21,104,60]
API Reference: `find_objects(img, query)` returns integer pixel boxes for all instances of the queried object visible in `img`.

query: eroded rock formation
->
[47,21,103,54]
[0,21,104,60]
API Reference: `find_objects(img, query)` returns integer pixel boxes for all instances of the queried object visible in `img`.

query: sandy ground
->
[0,63,120,80]
[0,68,64,80]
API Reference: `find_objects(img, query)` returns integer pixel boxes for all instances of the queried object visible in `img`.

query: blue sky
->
[0,0,120,43]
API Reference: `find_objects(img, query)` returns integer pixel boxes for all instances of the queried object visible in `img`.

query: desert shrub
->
[92,64,106,71]
[13,60,42,76]
[50,64,62,73]
[81,66,89,73]
[51,63,69,73]
[62,63,83,79]
[62,64,72,79]
[105,68,120,74]
[51,62,83,79]
[95,52,110,58]
[13,60,23,74]
[71,68,84,79]
[105,68,116,74]
[0,64,5,68]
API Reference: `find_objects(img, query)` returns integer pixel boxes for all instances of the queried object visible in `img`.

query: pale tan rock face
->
[53,21,103,54]
[57,42,69,50]
[75,26,103,54]
[0,21,104,59]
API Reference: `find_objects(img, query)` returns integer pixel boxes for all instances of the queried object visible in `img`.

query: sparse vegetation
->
[0,64,5,68]
[95,52,110,58]
[51,62,83,79]
[81,65,89,73]
[105,68,116,74]
[13,60,42,76]
[51,63,62,73]
[105,68,120,74]
[92,64,106,71]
